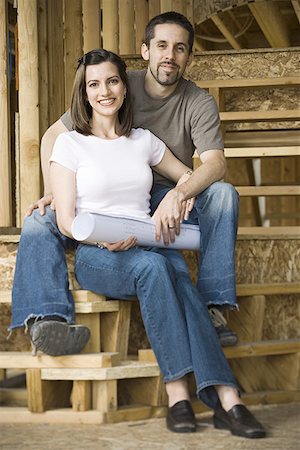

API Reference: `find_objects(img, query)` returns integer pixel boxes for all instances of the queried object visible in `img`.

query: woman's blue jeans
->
[11,181,239,409]
[74,243,237,409]
[151,181,239,309]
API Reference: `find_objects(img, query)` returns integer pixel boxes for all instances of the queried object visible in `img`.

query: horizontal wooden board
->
[196,77,300,89]
[220,110,300,122]
[225,146,300,158]
[0,352,120,369]
[236,185,300,196]
[41,360,160,381]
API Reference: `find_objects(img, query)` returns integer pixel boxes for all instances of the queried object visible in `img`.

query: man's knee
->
[195,182,239,211]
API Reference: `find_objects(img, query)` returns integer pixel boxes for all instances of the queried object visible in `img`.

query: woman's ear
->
[141,43,150,61]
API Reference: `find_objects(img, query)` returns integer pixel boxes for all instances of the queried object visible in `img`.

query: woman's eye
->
[109,79,118,85]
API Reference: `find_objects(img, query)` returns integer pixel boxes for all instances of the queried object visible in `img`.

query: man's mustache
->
[158,61,179,69]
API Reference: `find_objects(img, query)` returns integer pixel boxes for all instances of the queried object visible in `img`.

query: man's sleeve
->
[60,110,73,131]
[191,94,224,156]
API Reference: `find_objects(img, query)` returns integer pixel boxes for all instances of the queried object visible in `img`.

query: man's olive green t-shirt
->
[61,70,223,187]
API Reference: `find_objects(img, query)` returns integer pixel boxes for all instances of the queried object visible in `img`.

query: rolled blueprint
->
[72,213,200,250]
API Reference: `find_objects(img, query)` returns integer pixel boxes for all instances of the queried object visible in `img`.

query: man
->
[36,11,239,346]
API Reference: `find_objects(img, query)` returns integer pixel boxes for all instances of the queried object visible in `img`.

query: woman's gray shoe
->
[29,320,90,356]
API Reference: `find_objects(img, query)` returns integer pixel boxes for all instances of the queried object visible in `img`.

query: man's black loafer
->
[166,400,197,433]
[213,404,266,439]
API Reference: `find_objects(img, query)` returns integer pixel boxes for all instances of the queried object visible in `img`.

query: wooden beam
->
[0,0,12,226]
[41,360,160,380]
[220,109,300,122]
[237,226,300,239]
[186,0,194,26]
[196,76,300,89]
[119,0,135,55]
[224,146,300,158]
[236,282,300,296]
[0,352,120,369]
[134,0,148,53]
[210,13,242,50]
[37,0,49,138]
[248,1,291,48]
[82,0,101,53]
[236,185,300,196]
[63,0,82,109]
[18,0,40,218]
[292,0,300,25]
[47,0,65,124]
[148,0,160,19]
[102,0,119,53]
[139,339,300,363]
[172,0,186,15]
[160,0,172,13]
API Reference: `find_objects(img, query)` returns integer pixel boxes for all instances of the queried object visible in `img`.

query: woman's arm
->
[152,147,191,183]
[50,162,76,238]
[50,161,137,250]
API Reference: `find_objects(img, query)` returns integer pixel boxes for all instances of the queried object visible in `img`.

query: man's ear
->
[141,43,149,61]
[187,52,193,67]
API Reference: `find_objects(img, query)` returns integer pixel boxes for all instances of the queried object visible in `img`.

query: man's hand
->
[99,236,137,252]
[152,188,186,245]
[176,172,196,221]
[26,194,55,217]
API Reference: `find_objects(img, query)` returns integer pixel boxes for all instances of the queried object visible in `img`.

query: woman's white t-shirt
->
[50,128,166,220]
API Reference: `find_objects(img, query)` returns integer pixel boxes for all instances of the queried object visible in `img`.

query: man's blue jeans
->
[150,181,239,309]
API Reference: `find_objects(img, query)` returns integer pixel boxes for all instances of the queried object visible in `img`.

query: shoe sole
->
[166,422,197,433]
[30,321,90,356]
[219,335,238,347]
[213,416,266,439]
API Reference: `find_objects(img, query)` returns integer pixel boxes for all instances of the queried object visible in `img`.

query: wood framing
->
[18,0,40,219]
[0,0,12,226]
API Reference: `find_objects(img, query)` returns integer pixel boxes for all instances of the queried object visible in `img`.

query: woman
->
[49,49,265,438]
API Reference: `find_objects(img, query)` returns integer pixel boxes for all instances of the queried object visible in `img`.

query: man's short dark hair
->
[144,11,194,53]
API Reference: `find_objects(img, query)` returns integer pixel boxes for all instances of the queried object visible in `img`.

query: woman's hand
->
[98,236,137,252]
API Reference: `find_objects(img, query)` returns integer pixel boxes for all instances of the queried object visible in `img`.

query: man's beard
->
[150,63,181,86]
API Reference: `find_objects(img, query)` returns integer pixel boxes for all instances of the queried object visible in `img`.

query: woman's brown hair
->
[71,49,133,137]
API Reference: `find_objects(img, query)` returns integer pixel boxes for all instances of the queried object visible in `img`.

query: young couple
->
[11,12,265,438]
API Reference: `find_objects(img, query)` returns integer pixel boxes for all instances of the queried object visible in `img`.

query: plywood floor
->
[1,402,299,450]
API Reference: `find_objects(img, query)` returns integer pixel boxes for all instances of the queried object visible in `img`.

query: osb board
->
[263,295,300,340]
[235,239,300,284]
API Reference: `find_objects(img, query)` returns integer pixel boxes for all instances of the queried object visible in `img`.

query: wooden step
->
[0,290,120,314]
[220,110,300,122]
[0,352,120,369]
[225,130,300,148]
[225,146,300,158]
[139,339,300,363]
[237,226,300,238]
[41,359,161,381]
[236,185,300,196]
[197,76,300,89]
[236,282,300,296]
